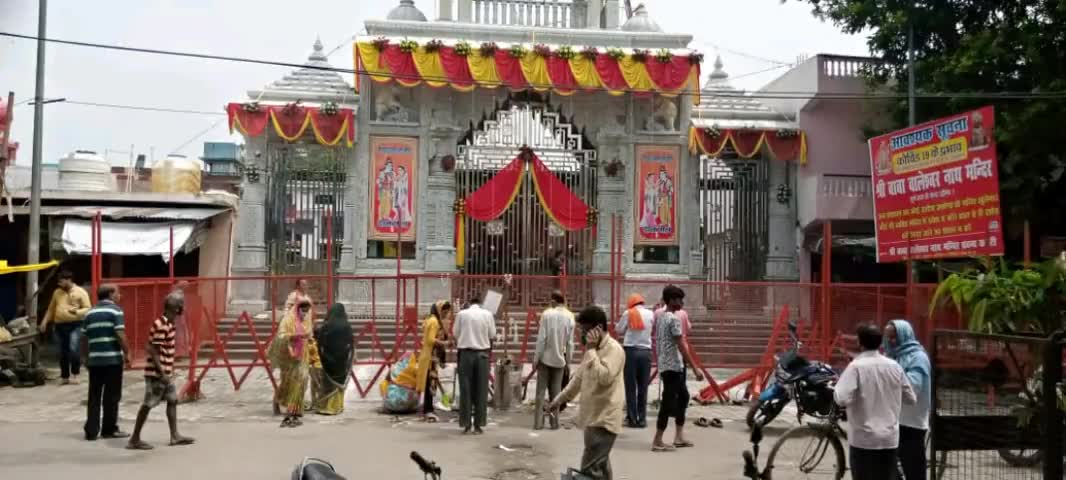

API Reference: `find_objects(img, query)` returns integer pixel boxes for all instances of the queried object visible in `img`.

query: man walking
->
[835,324,917,480]
[615,293,653,428]
[80,284,130,441]
[885,319,931,480]
[127,293,195,450]
[547,306,625,480]
[40,270,91,385]
[454,293,496,434]
[533,290,574,430]
[651,285,703,452]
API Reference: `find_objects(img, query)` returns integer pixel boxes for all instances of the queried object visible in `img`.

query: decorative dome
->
[387,0,428,22]
[260,37,352,97]
[621,4,662,32]
[706,55,729,86]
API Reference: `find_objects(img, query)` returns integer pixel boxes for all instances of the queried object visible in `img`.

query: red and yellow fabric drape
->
[454,150,592,267]
[356,42,701,104]
[226,103,356,147]
[688,127,808,165]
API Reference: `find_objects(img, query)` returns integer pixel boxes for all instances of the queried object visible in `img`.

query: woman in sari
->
[416,301,452,422]
[284,279,311,312]
[269,299,317,427]
[314,304,354,415]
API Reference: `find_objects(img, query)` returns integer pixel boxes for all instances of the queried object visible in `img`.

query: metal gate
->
[455,97,597,307]
[265,144,346,305]
[700,155,769,285]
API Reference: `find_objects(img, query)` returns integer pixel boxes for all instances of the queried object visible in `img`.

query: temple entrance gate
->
[455,97,597,307]
[264,144,346,305]
[700,155,770,304]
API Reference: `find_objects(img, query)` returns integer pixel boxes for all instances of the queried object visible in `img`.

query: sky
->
[0,0,869,167]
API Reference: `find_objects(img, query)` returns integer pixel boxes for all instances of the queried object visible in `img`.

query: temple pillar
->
[457,0,472,22]
[765,159,799,281]
[424,125,462,273]
[229,136,269,313]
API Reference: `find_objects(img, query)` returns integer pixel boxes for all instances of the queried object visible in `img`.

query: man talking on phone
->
[547,306,625,480]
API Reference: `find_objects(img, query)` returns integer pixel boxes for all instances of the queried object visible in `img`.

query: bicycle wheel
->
[764,424,847,480]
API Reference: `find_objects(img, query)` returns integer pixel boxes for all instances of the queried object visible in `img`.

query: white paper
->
[483,289,503,315]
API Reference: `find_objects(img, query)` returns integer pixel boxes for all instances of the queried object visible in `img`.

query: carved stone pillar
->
[229,136,269,313]
[424,125,462,273]
[338,145,358,275]
[765,159,799,281]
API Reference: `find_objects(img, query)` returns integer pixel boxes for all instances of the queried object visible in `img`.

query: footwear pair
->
[86,430,130,441]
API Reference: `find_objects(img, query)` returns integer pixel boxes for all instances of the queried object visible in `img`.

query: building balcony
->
[467,0,587,28]
[798,173,874,228]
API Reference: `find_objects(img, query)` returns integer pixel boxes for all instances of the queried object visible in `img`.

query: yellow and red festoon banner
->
[634,145,680,246]
[869,106,1003,263]
[369,136,418,241]
[226,103,355,147]
[355,41,701,104]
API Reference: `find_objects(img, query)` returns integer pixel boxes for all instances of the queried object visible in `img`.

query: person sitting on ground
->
[835,323,917,480]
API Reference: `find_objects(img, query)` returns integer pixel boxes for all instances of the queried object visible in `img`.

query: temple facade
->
[226,0,878,313]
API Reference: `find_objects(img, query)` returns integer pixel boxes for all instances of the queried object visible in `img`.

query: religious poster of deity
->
[369,136,418,241]
[634,145,680,246]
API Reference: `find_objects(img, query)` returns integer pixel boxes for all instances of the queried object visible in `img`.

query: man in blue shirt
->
[80,284,130,441]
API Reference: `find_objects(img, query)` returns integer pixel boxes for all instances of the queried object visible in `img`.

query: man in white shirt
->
[454,294,496,434]
[834,324,917,480]
[615,293,654,428]
[533,290,574,430]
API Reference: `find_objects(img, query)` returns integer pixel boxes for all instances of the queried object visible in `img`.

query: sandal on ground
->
[423,414,439,423]
[126,441,154,450]
[710,418,724,428]
[651,444,676,452]
[169,436,195,446]
[673,441,695,448]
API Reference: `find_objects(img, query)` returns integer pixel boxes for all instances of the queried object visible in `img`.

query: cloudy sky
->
[0,0,868,166]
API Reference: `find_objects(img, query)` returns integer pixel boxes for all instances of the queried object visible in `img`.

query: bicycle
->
[743,406,949,480]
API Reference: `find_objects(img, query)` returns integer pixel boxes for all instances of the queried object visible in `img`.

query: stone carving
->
[374,84,410,122]
[643,97,678,132]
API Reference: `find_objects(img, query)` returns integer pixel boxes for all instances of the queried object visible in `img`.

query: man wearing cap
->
[615,293,654,428]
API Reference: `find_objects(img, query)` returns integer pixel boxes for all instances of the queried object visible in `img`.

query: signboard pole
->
[821,220,832,361]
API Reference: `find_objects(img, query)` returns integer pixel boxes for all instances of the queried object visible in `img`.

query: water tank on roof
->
[58,150,113,192]
[151,154,203,194]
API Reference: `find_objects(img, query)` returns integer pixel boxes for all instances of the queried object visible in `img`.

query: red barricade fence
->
[97,273,957,402]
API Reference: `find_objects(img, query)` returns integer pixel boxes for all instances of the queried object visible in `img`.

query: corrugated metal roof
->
[5,205,228,221]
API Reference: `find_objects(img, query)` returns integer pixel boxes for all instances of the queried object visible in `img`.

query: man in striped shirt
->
[127,292,194,450]
[79,284,130,441]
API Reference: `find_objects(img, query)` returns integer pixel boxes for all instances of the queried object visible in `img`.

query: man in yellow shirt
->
[39,270,92,384]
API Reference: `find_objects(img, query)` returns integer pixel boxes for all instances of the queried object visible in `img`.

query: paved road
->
[0,413,773,480]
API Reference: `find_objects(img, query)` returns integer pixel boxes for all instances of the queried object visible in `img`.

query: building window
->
[634,245,679,264]
[367,241,416,259]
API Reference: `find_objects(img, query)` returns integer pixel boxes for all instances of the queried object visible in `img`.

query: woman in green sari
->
[314,303,354,415]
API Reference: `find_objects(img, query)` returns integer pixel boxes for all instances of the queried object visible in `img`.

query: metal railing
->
[472,0,585,28]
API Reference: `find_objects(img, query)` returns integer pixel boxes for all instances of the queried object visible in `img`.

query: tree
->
[788,0,1066,255]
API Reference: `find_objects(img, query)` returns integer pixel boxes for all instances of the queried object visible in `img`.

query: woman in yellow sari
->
[416,301,452,422]
[269,299,317,427]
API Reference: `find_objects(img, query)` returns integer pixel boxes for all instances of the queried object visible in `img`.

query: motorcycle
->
[745,318,838,429]
[290,452,442,480]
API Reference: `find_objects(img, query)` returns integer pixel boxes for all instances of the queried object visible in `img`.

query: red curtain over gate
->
[455,148,592,267]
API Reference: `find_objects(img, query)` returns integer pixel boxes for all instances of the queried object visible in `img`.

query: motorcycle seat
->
[292,458,347,480]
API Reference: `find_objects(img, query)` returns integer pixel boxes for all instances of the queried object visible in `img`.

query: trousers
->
[623,347,651,426]
[54,322,82,379]
[656,370,689,431]
[850,446,898,480]
[580,427,617,480]
[458,349,489,429]
[898,426,927,480]
[85,364,123,439]
[534,363,564,429]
